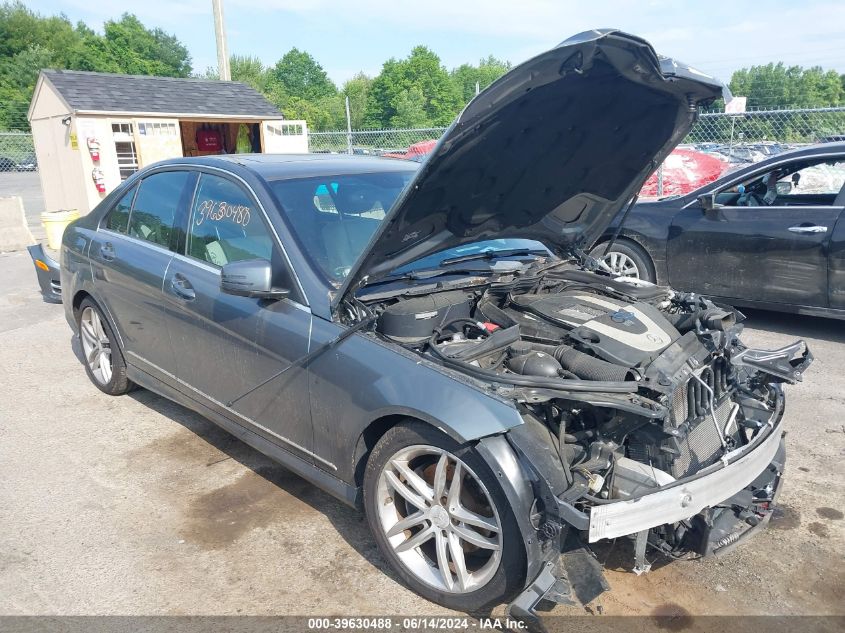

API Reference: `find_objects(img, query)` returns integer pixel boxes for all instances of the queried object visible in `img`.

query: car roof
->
[155,153,420,180]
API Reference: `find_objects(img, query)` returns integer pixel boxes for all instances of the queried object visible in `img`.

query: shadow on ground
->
[740,308,845,344]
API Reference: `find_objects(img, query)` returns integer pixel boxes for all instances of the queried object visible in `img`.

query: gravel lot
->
[0,174,842,624]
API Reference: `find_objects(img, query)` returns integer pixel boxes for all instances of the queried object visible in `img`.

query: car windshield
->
[269,173,550,285]
[268,171,415,283]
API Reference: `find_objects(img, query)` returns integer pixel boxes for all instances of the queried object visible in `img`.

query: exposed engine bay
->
[356,257,812,566]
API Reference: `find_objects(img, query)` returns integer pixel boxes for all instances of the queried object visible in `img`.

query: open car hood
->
[337,29,726,306]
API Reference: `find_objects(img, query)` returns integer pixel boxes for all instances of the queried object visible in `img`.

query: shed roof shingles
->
[42,69,283,118]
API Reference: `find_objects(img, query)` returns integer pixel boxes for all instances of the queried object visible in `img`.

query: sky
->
[27,0,845,87]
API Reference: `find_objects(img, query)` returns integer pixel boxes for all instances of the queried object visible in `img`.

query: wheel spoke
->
[447,531,469,591]
[433,452,448,499]
[90,351,101,371]
[391,460,434,503]
[434,531,454,590]
[384,470,429,511]
[446,462,462,509]
[386,510,427,537]
[92,313,106,341]
[394,525,434,553]
[85,345,98,364]
[80,321,97,347]
[450,505,499,533]
[100,354,112,383]
[452,523,500,550]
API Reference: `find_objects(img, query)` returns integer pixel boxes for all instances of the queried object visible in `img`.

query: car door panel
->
[90,231,176,374]
[828,209,845,310]
[89,170,194,378]
[163,256,316,463]
[668,205,837,306]
[163,171,317,465]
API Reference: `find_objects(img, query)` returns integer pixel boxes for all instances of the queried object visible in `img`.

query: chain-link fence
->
[309,106,845,157]
[0,132,37,172]
[309,127,448,156]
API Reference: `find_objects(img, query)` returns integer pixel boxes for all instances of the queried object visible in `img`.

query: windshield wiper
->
[439,248,548,266]
[375,267,493,284]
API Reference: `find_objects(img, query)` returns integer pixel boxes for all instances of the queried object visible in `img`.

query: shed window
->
[112,122,138,180]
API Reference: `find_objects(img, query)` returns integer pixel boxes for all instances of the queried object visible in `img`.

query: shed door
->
[262,120,308,154]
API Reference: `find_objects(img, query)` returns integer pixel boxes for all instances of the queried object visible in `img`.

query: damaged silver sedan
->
[45,29,811,629]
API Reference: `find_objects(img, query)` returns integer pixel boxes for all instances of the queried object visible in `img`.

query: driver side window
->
[721,159,845,207]
[187,174,273,267]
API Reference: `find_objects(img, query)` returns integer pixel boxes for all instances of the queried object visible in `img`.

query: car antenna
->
[225,315,376,408]
[602,193,639,258]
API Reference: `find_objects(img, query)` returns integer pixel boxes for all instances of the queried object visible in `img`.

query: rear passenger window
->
[128,171,191,249]
[105,185,136,234]
[187,174,273,266]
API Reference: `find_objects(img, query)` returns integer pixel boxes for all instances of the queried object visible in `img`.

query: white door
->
[262,120,308,153]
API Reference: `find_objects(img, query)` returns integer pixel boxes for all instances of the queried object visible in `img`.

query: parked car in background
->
[14,154,37,171]
[0,157,17,172]
[591,142,845,319]
[640,147,729,197]
[382,139,437,162]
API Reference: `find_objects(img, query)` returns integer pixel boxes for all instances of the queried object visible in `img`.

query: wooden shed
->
[28,70,307,214]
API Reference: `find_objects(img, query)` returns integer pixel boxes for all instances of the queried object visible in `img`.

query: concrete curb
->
[0,196,35,253]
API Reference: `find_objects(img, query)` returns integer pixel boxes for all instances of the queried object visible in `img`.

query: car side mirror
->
[220,259,290,300]
[697,193,722,212]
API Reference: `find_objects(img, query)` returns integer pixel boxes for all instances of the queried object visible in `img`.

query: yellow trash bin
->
[41,209,80,250]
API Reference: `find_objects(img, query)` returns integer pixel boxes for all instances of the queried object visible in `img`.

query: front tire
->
[363,421,526,611]
[77,298,133,395]
[590,240,656,282]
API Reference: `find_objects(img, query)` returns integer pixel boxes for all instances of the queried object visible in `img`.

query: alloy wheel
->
[79,306,113,385]
[375,445,502,594]
[598,250,641,278]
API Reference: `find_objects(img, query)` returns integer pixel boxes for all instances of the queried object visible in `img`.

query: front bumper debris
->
[588,413,785,541]
[27,242,62,303]
[504,383,790,632]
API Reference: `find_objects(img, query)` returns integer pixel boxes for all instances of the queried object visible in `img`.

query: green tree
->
[229,54,271,91]
[390,86,429,128]
[450,55,510,103]
[341,73,372,129]
[271,48,337,101]
[0,44,54,129]
[0,3,193,129]
[365,46,461,128]
[100,14,191,77]
[729,62,844,108]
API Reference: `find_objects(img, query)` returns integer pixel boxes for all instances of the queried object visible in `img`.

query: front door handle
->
[99,242,115,261]
[170,273,196,301]
[788,225,828,234]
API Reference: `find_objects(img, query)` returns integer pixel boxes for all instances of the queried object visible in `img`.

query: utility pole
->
[345,95,353,155]
[212,0,231,80]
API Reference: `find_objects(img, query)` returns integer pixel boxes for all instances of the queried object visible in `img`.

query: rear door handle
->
[788,225,828,234]
[99,242,115,261]
[170,273,196,301]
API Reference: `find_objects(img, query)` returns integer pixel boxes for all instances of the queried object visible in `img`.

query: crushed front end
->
[358,259,812,628]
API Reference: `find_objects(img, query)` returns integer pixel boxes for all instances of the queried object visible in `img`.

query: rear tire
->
[77,298,133,396]
[363,421,526,611]
[590,240,656,283]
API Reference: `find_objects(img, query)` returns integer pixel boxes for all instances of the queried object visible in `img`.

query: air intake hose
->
[552,345,637,382]
[668,308,736,333]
